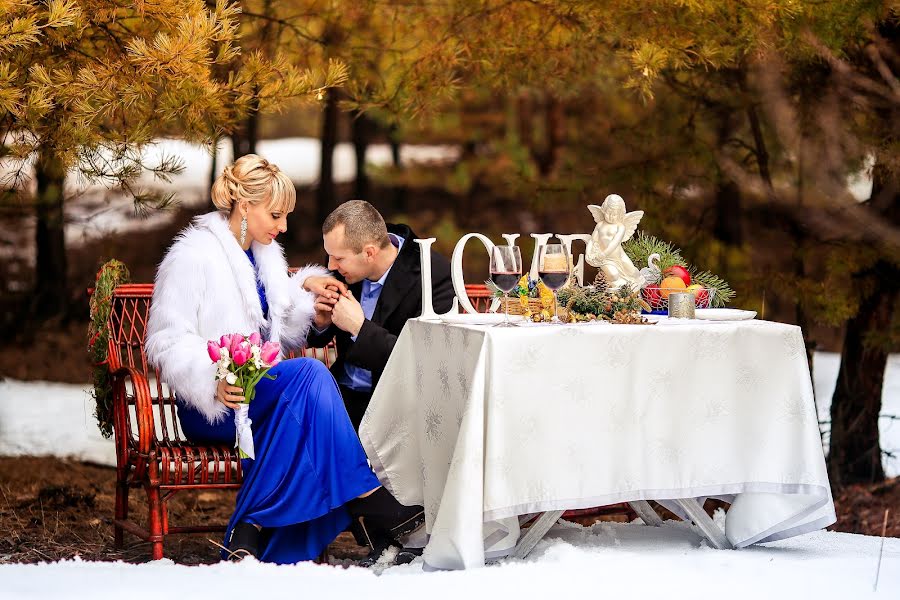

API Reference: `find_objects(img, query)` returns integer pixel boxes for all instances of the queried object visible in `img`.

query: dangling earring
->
[239,214,248,246]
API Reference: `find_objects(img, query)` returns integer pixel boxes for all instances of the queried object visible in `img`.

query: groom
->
[308,199,455,430]
[307,199,454,564]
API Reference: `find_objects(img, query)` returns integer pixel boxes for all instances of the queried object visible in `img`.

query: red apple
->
[642,283,662,308]
[665,265,691,287]
[686,284,710,306]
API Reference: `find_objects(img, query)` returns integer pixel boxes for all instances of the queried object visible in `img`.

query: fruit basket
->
[641,286,716,315]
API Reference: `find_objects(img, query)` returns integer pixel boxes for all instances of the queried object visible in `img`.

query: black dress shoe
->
[394,545,424,565]
[355,534,424,568]
[355,533,396,568]
[228,522,260,561]
[348,487,425,541]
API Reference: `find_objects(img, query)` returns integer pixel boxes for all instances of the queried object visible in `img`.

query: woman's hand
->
[303,275,349,300]
[216,379,245,410]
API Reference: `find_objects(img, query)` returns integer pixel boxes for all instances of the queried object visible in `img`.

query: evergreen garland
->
[87,259,130,438]
[556,280,644,322]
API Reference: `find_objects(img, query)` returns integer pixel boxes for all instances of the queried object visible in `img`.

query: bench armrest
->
[110,366,156,457]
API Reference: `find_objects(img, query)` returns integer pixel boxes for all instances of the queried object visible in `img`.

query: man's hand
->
[331,292,365,337]
[313,294,337,330]
[303,275,349,300]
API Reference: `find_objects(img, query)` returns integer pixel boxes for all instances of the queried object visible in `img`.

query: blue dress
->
[176,248,379,564]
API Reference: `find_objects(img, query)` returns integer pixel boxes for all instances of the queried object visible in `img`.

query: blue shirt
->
[338,234,404,392]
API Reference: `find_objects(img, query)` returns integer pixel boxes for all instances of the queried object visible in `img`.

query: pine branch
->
[622,231,686,272]
[691,270,735,308]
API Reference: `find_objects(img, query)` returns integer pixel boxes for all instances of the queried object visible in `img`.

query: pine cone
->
[592,271,609,291]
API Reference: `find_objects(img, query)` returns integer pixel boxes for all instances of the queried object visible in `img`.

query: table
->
[359,317,836,570]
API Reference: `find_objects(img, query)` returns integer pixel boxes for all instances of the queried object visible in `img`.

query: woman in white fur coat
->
[146,155,422,563]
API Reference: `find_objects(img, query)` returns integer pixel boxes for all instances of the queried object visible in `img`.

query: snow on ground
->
[2,352,898,476]
[1,520,898,598]
[1,352,899,596]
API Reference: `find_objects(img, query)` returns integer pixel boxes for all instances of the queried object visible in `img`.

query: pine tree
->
[0,0,345,317]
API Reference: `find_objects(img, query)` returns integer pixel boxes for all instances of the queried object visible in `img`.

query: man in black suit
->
[307,200,454,565]
[308,199,455,430]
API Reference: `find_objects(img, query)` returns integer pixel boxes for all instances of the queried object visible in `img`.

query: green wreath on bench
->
[88,259,130,438]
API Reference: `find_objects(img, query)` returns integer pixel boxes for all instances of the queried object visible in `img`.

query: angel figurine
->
[585,194,645,289]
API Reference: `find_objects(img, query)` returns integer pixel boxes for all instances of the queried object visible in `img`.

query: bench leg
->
[674,498,732,550]
[114,481,129,549]
[512,509,565,559]
[628,500,663,527]
[147,485,164,560]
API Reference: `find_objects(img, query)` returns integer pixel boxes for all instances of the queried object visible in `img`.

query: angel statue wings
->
[585,194,644,289]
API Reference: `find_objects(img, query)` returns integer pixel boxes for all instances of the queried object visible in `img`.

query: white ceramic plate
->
[438,312,525,325]
[694,308,757,321]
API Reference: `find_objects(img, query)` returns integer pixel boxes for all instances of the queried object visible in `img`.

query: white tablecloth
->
[359,318,836,570]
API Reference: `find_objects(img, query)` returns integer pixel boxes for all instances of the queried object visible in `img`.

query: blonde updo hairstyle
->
[211,154,295,215]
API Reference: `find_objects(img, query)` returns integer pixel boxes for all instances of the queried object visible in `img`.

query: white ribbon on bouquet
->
[234,404,255,460]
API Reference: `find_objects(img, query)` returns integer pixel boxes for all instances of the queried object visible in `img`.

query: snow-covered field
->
[2,519,898,598]
[1,353,898,596]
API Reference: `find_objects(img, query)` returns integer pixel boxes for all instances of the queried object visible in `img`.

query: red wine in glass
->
[491,272,520,292]
[538,243,570,322]
[490,245,523,327]
[538,271,568,290]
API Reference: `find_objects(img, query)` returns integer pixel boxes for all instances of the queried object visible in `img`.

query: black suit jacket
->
[308,223,455,393]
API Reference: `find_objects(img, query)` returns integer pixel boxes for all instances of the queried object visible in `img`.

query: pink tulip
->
[229,335,243,356]
[219,334,235,351]
[232,345,250,366]
[248,332,262,347]
[207,341,221,362]
[260,341,281,365]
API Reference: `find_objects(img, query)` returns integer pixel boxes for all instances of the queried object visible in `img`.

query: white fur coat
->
[145,212,328,424]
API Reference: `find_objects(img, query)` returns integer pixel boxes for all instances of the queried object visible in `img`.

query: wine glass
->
[538,243,570,322]
[490,245,523,327]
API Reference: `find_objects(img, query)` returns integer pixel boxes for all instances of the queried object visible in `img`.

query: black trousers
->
[339,385,374,432]
[339,384,425,550]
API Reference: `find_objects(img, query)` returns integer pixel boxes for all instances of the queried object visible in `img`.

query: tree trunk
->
[388,124,406,213]
[34,149,67,318]
[352,111,371,201]
[713,178,742,246]
[231,110,259,160]
[316,88,340,226]
[828,286,892,488]
[208,137,220,211]
[827,161,899,489]
[534,97,564,177]
[713,109,742,246]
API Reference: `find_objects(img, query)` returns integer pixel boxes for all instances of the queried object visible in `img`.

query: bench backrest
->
[104,282,491,445]
[104,283,339,445]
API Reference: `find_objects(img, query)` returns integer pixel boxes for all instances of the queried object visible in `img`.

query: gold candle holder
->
[668,292,696,319]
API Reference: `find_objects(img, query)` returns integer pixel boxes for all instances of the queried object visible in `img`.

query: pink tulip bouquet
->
[206,333,281,459]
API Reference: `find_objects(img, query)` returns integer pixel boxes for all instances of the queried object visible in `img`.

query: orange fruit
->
[659,276,687,299]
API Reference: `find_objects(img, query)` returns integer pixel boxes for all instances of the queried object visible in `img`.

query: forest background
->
[1,0,899,495]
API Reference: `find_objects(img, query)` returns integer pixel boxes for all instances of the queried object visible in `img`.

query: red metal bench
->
[104,283,337,560]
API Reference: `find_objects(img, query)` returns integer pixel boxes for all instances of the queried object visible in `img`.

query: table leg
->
[512,509,566,559]
[673,498,733,550]
[628,500,663,526]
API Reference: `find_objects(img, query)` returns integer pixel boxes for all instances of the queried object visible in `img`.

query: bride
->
[146,154,423,563]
